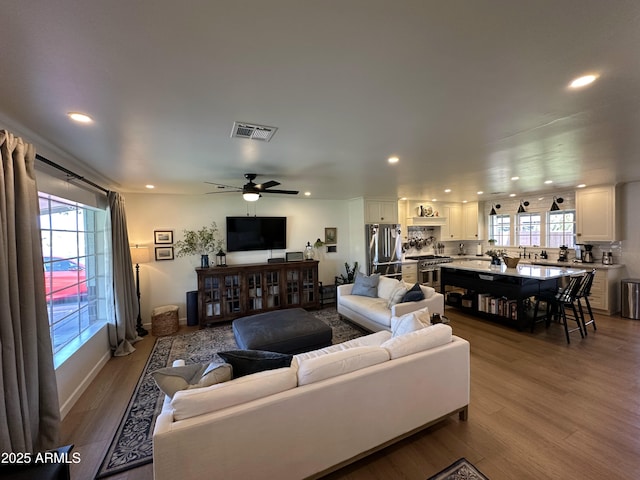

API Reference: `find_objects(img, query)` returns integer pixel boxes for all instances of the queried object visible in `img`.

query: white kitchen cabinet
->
[576,185,619,241]
[440,204,462,240]
[402,262,418,284]
[462,202,484,240]
[365,200,398,224]
[588,267,623,315]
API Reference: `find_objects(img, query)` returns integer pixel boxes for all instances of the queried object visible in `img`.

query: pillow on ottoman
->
[151,362,232,398]
[218,350,293,378]
[351,272,380,297]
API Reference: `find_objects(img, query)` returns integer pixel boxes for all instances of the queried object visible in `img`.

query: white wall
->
[621,181,640,279]
[124,193,355,324]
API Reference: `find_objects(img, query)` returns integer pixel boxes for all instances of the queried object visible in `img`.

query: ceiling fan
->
[205,173,299,201]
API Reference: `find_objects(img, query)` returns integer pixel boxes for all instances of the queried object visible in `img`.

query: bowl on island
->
[503,256,520,268]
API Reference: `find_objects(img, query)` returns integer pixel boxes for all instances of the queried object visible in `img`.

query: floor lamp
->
[130,245,151,336]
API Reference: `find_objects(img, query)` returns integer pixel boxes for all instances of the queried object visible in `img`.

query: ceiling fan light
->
[243,192,260,202]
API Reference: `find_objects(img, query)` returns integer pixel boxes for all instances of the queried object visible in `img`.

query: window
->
[489,214,511,246]
[40,194,108,357]
[516,212,541,246]
[547,210,576,248]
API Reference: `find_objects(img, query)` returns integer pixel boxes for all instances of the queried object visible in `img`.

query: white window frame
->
[489,214,511,246]
[546,209,576,248]
[516,212,542,247]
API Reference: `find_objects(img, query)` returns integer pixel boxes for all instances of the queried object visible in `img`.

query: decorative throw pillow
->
[412,306,431,326]
[351,272,380,298]
[401,282,425,302]
[217,350,293,378]
[151,362,232,399]
[387,282,409,308]
[391,311,426,337]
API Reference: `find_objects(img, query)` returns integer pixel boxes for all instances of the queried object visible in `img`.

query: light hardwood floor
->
[61,309,640,480]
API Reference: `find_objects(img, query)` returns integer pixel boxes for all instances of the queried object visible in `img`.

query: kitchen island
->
[440,260,585,330]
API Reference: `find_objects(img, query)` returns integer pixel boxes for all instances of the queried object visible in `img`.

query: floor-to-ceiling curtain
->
[107,191,140,356]
[0,130,60,452]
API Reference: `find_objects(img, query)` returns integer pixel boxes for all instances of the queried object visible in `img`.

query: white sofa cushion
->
[381,324,452,359]
[170,367,297,420]
[294,331,392,362]
[377,276,400,302]
[338,295,394,327]
[297,346,390,386]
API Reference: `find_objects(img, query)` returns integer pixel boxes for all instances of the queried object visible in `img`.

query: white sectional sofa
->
[152,324,470,480]
[337,275,445,332]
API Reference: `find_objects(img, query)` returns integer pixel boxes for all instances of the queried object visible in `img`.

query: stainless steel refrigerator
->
[366,224,403,279]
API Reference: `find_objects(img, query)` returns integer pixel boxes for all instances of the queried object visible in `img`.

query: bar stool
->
[575,269,597,334]
[532,274,585,344]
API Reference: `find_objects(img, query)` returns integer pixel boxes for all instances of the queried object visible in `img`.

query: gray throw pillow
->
[217,350,293,378]
[151,362,232,398]
[351,272,380,298]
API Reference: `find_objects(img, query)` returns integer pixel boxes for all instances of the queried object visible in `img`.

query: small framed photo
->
[155,246,174,261]
[324,227,337,245]
[154,230,173,244]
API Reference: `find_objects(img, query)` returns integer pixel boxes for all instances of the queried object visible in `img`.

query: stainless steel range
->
[405,255,453,289]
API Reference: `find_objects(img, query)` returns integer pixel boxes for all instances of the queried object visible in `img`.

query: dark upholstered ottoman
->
[232,308,332,354]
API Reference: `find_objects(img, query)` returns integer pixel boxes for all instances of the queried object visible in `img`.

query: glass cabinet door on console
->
[246,271,263,312]
[302,265,317,305]
[265,270,281,308]
[202,274,223,321]
[223,273,241,315]
[286,269,300,306]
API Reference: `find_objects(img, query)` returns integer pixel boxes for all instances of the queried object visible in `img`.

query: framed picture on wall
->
[324,227,337,245]
[154,230,173,244]
[155,246,174,261]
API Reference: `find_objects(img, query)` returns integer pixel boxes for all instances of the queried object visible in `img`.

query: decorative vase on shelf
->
[201,254,210,268]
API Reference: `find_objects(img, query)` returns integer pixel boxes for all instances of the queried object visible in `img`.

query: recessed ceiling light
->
[477,191,484,195]
[444,189,451,193]
[569,74,599,89]
[399,197,407,201]
[511,176,519,181]
[304,191,311,196]
[388,156,399,164]
[431,198,437,202]
[509,193,516,197]
[145,184,155,189]
[68,112,93,123]
[577,184,587,188]
[538,197,545,201]
[462,200,468,203]
[544,180,553,184]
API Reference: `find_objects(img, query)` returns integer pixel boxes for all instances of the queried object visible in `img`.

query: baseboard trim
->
[59,349,111,420]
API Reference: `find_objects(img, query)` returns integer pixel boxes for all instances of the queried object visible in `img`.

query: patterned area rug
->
[95,308,366,478]
[427,458,490,480]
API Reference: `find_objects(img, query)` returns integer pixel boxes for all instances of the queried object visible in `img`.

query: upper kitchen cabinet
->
[365,199,398,224]
[462,202,485,240]
[440,204,462,240]
[576,185,620,241]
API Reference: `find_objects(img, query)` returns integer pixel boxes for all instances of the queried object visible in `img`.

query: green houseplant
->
[174,222,224,268]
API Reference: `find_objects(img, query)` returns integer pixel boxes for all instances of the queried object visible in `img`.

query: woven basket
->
[151,305,179,336]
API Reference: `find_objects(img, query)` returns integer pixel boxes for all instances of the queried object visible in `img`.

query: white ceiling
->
[2,1,640,202]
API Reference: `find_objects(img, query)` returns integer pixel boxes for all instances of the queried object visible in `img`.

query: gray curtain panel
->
[107,191,141,356]
[0,130,60,452]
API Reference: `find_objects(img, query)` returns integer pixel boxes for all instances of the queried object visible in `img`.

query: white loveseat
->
[152,324,470,480]
[337,275,445,332]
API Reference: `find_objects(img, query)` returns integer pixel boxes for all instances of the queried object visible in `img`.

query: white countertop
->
[446,255,624,270]
[441,259,586,280]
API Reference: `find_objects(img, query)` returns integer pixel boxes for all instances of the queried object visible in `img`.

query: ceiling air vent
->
[231,122,278,142]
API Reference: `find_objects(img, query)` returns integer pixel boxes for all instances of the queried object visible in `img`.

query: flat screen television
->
[226,216,287,252]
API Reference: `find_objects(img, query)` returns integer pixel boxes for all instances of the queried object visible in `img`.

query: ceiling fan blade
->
[261,189,299,195]
[205,190,238,195]
[204,181,241,190]
[256,180,280,190]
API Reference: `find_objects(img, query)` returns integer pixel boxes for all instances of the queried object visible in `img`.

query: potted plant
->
[485,249,502,266]
[175,222,224,268]
[488,239,497,246]
[336,261,359,284]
